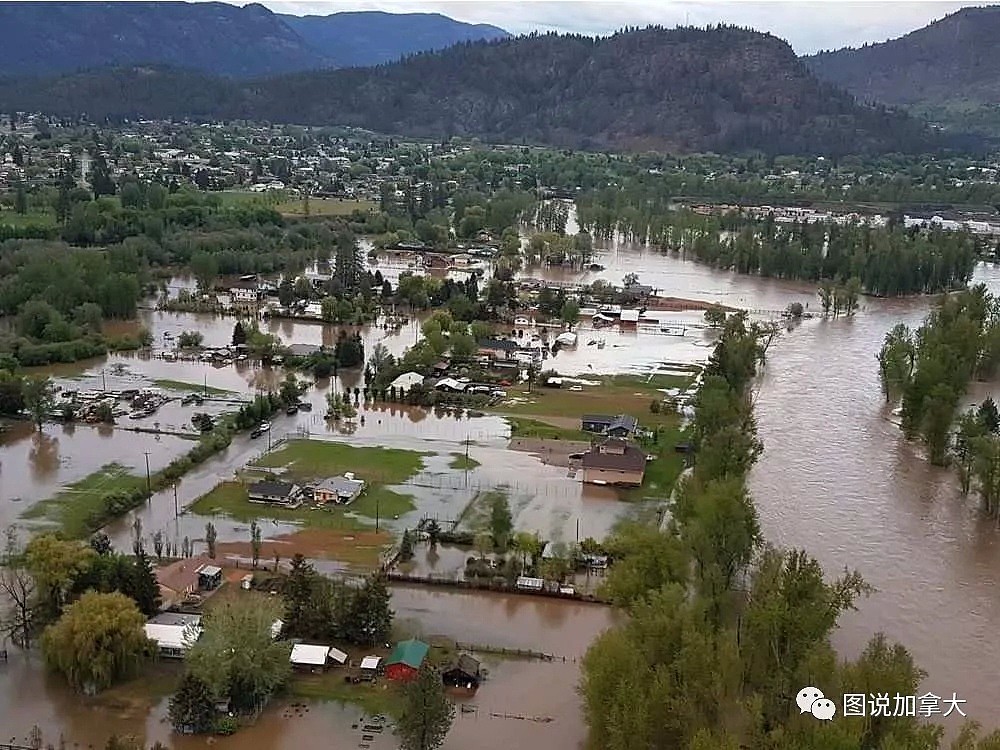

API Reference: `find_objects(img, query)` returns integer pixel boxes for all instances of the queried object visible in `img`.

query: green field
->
[0,209,57,228]
[506,417,593,441]
[190,481,414,531]
[153,378,235,396]
[254,439,426,485]
[23,463,146,537]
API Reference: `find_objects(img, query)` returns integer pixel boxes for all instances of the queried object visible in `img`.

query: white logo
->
[796,686,837,721]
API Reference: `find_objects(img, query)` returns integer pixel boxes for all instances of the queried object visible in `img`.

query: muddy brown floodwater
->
[0,587,616,750]
[12,229,1000,745]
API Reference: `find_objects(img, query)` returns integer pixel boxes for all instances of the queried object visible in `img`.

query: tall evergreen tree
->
[396,662,455,750]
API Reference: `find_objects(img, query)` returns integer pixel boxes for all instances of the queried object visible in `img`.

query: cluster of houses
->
[246,473,366,509]
[144,604,484,691]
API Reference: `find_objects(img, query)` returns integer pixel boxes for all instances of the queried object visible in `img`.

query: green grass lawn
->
[254,439,427,485]
[153,378,235,395]
[288,672,402,717]
[506,417,593,441]
[22,463,146,537]
[449,453,481,470]
[622,424,688,501]
[0,209,57,228]
[190,481,415,530]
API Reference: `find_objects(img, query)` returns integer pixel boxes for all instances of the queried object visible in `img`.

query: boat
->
[597,340,606,349]
[555,332,578,347]
[588,263,605,271]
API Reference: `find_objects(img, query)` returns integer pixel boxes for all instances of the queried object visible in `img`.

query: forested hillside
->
[806,7,1000,136]
[0,26,938,156]
[0,1,331,77]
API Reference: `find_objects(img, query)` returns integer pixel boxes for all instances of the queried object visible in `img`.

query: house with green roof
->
[384,638,430,681]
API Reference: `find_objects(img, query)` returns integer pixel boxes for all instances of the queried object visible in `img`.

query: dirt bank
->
[507,437,592,468]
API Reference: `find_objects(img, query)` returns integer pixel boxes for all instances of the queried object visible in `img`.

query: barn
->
[384,638,430,682]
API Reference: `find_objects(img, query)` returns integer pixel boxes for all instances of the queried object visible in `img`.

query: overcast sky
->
[254,1,988,54]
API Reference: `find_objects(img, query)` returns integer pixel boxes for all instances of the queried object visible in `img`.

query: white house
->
[290,643,333,671]
[390,372,424,391]
[144,613,203,658]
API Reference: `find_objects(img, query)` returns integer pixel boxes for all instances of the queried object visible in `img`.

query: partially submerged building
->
[581,438,647,487]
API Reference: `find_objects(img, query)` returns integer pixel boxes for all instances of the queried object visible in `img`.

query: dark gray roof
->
[445,653,481,676]
[582,442,646,472]
[582,414,614,425]
[608,415,639,433]
[248,481,296,498]
[479,338,519,351]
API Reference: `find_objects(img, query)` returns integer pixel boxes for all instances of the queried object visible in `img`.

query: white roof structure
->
[270,619,284,639]
[144,623,201,651]
[516,576,544,590]
[328,647,348,664]
[290,644,331,666]
[390,372,424,390]
[620,309,640,323]
[197,564,222,577]
[360,655,381,670]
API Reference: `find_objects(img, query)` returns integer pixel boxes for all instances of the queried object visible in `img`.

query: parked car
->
[250,427,263,439]
[259,421,271,432]
[297,401,312,411]
[285,405,298,416]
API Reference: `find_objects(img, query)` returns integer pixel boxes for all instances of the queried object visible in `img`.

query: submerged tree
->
[397,662,455,750]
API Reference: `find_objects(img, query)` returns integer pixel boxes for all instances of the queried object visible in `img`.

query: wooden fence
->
[386,572,609,605]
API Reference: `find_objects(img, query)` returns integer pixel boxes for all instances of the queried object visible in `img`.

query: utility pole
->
[143,451,151,497]
[173,483,179,518]
[101,369,107,393]
[375,496,380,533]
[576,518,580,544]
[203,373,207,396]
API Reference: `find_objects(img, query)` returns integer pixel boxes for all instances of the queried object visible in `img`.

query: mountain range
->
[0,26,935,156]
[1,2,997,155]
[805,6,1000,136]
[0,1,509,77]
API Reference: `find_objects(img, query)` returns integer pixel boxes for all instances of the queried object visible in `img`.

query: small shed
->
[196,564,222,591]
[290,643,331,672]
[328,647,348,666]
[385,639,430,682]
[442,654,481,688]
[359,655,382,679]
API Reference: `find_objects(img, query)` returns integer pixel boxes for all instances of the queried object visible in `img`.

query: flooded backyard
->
[0,587,616,750]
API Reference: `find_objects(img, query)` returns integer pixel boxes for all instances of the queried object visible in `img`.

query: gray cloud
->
[253,1,988,53]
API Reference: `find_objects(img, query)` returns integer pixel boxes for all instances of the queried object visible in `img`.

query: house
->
[442,654,482,688]
[478,338,519,360]
[290,643,333,672]
[390,372,424,391]
[580,414,639,438]
[581,438,647,487]
[313,474,366,505]
[144,613,203,658]
[620,309,640,328]
[432,360,451,375]
[229,280,260,304]
[434,378,467,393]
[287,343,322,358]
[384,639,430,682]
[155,556,221,607]
[247,480,302,507]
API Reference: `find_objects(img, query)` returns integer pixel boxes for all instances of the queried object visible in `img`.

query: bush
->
[214,716,239,736]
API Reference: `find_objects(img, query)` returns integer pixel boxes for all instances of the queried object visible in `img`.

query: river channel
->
[4,232,1000,744]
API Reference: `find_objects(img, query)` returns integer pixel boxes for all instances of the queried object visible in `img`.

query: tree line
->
[582,310,1000,748]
